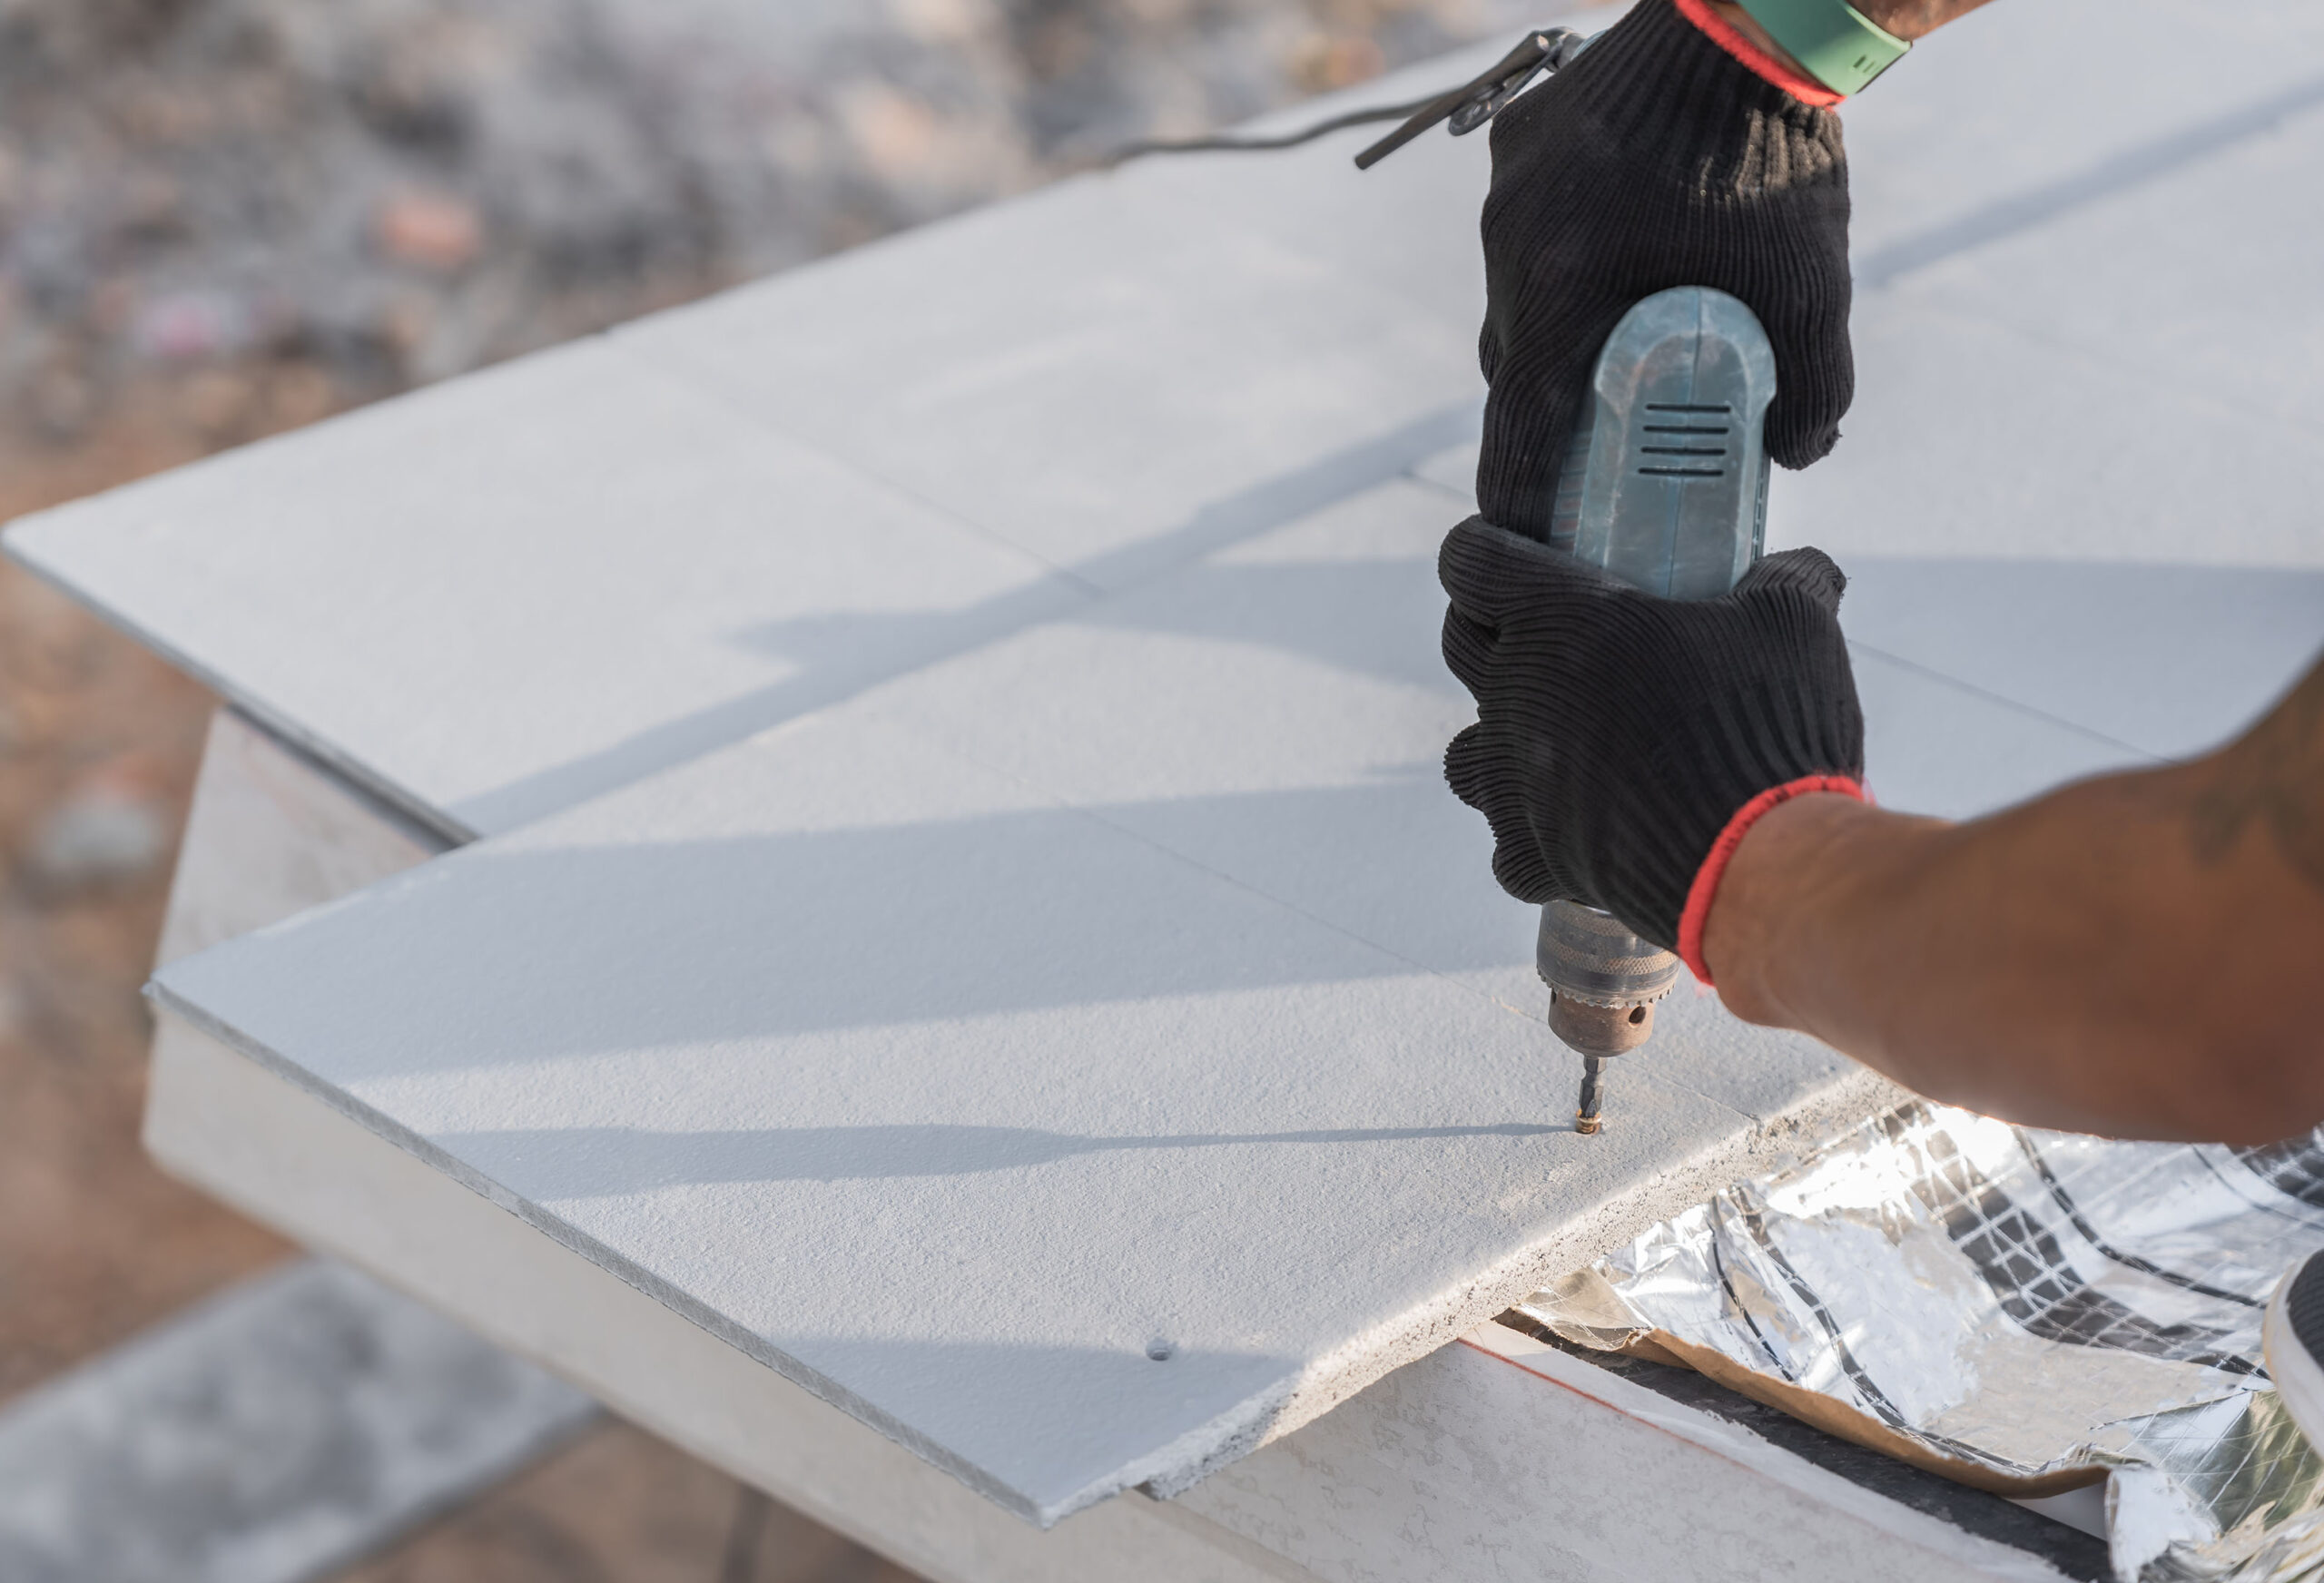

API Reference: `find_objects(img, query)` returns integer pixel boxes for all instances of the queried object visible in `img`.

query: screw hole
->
[1627,1006,1647,1025]
[1147,1341,1176,1362]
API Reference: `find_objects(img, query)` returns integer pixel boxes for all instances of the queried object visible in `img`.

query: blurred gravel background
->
[0,0,1527,466]
[0,0,1543,1574]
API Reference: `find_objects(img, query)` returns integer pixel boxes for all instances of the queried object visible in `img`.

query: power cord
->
[1104,27,1590,172]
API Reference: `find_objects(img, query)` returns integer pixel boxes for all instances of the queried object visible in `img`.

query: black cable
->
[1103,95,1446,166]
[1100,28,1583,172]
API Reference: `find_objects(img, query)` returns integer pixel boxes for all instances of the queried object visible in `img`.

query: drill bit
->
[1576,1055,1611,1135]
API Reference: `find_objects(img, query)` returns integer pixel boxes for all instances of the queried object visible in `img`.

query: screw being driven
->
[1576,1055,1610,1134]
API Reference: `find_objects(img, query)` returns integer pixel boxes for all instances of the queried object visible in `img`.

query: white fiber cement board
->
[3,339,1078,841]
[141,661,2081,1583]
[154,706,1787,1529]
[1102,0,2324,324]
[611,173,1483,594]
[1839,560,2324,764]
[1779,5,2324,583]
[1795,7,2324,576]
[3,108,1481,842]
[1837,0,2324,272]
[1769,303,2324,575]
[1862,75,2324,431]
[836,478,2147,1120]
[151,476,2211,1527]
[1111,0,2324,314]
[143,1022,2071,1583]
[1098,33,1513,327]
[15,0,2305,850]
[142,1024,1311,1583]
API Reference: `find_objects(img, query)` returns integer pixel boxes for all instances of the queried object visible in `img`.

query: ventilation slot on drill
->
[1637,419,1726,475]
[1638,403,1730,475]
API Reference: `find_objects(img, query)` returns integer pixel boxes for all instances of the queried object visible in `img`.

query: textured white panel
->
[5,339,1075,838]
[1102,34,1510,325]
[1771,303,2324,572]
[1844,560,2324,763]
[846,478,1874,1122]
[1841,0,2324,270]
[615,174,1482,591]
[158,475,2254,1526]
[153,693,1795,1527]
[1869,81,2324,428]
[145,1022,2070,1583]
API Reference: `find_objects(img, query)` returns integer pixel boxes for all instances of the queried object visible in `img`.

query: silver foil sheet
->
[1517,1102,2324,1581]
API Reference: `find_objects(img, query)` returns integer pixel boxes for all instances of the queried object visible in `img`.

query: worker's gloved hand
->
[1477,0,1853,540]
[1440,517,1865,955]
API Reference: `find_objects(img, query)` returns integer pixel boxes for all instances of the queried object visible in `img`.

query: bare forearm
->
[1712,0,2002,80]
[1705,662,2324,1143]
[1849,0,2004,41]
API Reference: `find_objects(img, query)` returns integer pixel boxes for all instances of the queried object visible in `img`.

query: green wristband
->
[1733,0,1910,96]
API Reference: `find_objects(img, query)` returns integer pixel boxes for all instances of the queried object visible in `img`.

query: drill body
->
[1531,285,1776,1130]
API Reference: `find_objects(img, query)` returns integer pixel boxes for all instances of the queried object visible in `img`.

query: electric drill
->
[1531,287,1776,1132]
[1332,34,1778,1131]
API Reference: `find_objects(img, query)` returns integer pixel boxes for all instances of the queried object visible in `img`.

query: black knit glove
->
[1440,517,1865,953]
[1477,0,1853,541]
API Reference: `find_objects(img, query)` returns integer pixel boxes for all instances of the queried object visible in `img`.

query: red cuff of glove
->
[1677,774,1867,986]
[1671,0,1846,107]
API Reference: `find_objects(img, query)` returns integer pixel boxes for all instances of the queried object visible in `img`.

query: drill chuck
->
[1534,285,1776,1131]
[1541,901,1678,1132]
[1540,901,1679,1050]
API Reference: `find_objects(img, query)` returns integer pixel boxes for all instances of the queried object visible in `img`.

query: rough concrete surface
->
[0,1260,595,1583]
[329,1419,925,1583]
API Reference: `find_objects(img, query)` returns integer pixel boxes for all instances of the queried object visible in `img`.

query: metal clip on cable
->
[1352,27,1589,169]
[1104,25,1589,170]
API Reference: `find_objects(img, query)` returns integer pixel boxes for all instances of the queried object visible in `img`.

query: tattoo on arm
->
[2186,650,2324,894]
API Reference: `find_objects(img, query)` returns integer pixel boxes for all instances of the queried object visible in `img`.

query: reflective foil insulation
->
[1518,1103,2324,1581]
